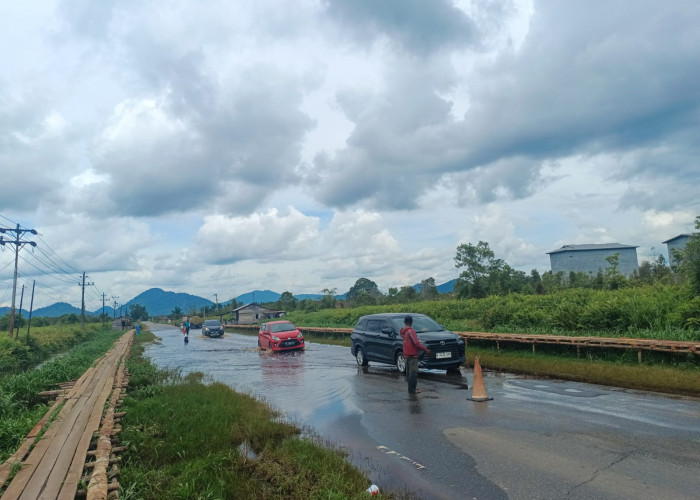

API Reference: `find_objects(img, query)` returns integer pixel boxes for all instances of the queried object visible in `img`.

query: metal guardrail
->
[224,324,700,361]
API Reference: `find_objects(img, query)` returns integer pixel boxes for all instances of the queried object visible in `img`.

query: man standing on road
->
[400,315,430,394]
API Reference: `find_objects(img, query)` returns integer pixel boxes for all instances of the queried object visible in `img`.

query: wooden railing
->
[224,324,699,361]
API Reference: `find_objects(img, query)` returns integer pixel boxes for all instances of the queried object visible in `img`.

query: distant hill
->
[437,279,456,293]
[8,279,458,320]
[0,307,29,317]
[236,290,281,305]
[124,288,214,316]
[413,279,456,294]
[294,293,323,301]
[33,302,84,318]
[295,293,347,301]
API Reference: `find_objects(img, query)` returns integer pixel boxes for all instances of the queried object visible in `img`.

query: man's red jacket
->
[400,326,429,357]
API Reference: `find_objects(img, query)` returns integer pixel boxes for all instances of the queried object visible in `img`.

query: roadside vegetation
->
[0,326,123,461]
[284,286,700,341]
[120,333,392,500]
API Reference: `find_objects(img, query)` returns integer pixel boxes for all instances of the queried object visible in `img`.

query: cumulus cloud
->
[308,0,700,213]
[3,0,700,306]
[322,0,483,54]
[195,208,320,265]
[0,87,77,212]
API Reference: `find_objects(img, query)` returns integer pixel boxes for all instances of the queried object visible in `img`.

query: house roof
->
[662,234,693,244]
[547,243,638,255]
[232,303,283,313]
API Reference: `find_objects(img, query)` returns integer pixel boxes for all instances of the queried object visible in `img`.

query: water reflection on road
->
[146,325,364,429]
[144,323,700,500]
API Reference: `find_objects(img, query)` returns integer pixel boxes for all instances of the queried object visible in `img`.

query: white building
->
[547,243,639,276]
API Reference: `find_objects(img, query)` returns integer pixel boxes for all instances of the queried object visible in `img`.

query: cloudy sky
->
[1,0,699,310]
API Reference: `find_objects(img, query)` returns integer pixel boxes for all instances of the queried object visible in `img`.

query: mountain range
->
[1,279,457,318]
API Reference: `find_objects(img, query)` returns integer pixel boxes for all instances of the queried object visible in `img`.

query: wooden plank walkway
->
[1,331,133,500]
[225,324,700,356]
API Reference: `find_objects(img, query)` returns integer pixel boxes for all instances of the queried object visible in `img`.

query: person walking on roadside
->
[184,318,190,336]
[399,315,430,394]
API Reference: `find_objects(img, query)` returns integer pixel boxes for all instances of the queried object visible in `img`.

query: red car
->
[258,321,305,351]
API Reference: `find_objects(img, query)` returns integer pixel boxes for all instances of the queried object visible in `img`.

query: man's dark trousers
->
[406,356,419,393]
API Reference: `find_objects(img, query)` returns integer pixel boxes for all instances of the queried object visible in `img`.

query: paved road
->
[145,323,700,500]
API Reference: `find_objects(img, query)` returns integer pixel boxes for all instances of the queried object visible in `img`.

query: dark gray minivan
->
[350,313,465,373]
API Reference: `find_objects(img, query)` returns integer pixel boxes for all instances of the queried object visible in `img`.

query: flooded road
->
[144,323,700,500]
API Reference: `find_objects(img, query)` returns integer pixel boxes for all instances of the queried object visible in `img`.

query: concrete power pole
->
[101,292,109,326]
[27,280,36,341]
[79,272,94,331]
[0,224,37,337]
[15,284,24,339]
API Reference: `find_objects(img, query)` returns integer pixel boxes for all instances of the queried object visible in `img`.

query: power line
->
[18,254,78,285]
[33,233,82,275]
[0,223,37,336]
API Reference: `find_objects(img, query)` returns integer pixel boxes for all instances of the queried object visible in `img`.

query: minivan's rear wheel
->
[396,352,406,374]
[356,347,368,366]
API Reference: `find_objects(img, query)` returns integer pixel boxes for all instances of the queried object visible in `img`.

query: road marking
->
[376,445,426,470]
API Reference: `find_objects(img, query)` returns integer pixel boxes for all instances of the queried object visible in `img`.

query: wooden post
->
[577,345,581,358]
[532,343,536,354]
[638,350,642,364]
[496,341,500,352]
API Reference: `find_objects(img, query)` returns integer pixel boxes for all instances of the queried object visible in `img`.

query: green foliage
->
[319,288,337,309]
[286,286,699,341]
[454,241,533,298]
[120,351,384,500]
[130,303,149,321]
[346,278,381,304]
[419,277,438,300]
[0,328,123,461]
[676,216,700,296]
[279,291,298,311]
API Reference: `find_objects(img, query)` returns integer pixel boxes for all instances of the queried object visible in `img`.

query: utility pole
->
[79,272,94,331]
[27,280,36,341]
[15,284,25,339]
[214,293,221,322]
[101,292,109,326]
[0,223,37,337]
[112,297,119,319]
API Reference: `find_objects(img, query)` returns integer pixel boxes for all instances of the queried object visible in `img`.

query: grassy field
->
[0,327,124,462]
[464,344,700,396]
[284,286,700,341]
[120,332,394,500]
[0,323,109,373]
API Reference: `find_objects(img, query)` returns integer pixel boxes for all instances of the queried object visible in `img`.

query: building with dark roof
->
[662,234,693,266]
[547,243,639,276]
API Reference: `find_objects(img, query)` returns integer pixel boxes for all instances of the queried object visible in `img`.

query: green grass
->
[285,286,700,341]
[465,347,700,396]
[0,328,124,461]
[0,323,109,373]
[120,333,392,500]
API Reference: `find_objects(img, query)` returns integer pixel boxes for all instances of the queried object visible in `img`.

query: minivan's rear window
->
[390,316,445,333]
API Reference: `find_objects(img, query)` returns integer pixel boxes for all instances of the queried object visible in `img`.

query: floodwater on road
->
[144,323,700,500]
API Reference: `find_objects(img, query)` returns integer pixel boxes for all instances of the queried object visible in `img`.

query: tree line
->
[267,216,700,311]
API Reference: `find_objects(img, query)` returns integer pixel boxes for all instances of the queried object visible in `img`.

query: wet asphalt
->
[144,323,700,500]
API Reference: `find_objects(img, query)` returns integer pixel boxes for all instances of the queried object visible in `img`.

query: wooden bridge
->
[226,324,700,361]
[0,331,133,500]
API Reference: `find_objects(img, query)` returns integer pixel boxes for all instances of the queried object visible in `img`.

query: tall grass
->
[0,323,108,374]
[286,286,700,341]
[465,348,700,396]
[120,334,390,500]
[0,328,123,461]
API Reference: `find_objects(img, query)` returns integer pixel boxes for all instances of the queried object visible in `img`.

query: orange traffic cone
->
[468,357,492,402]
